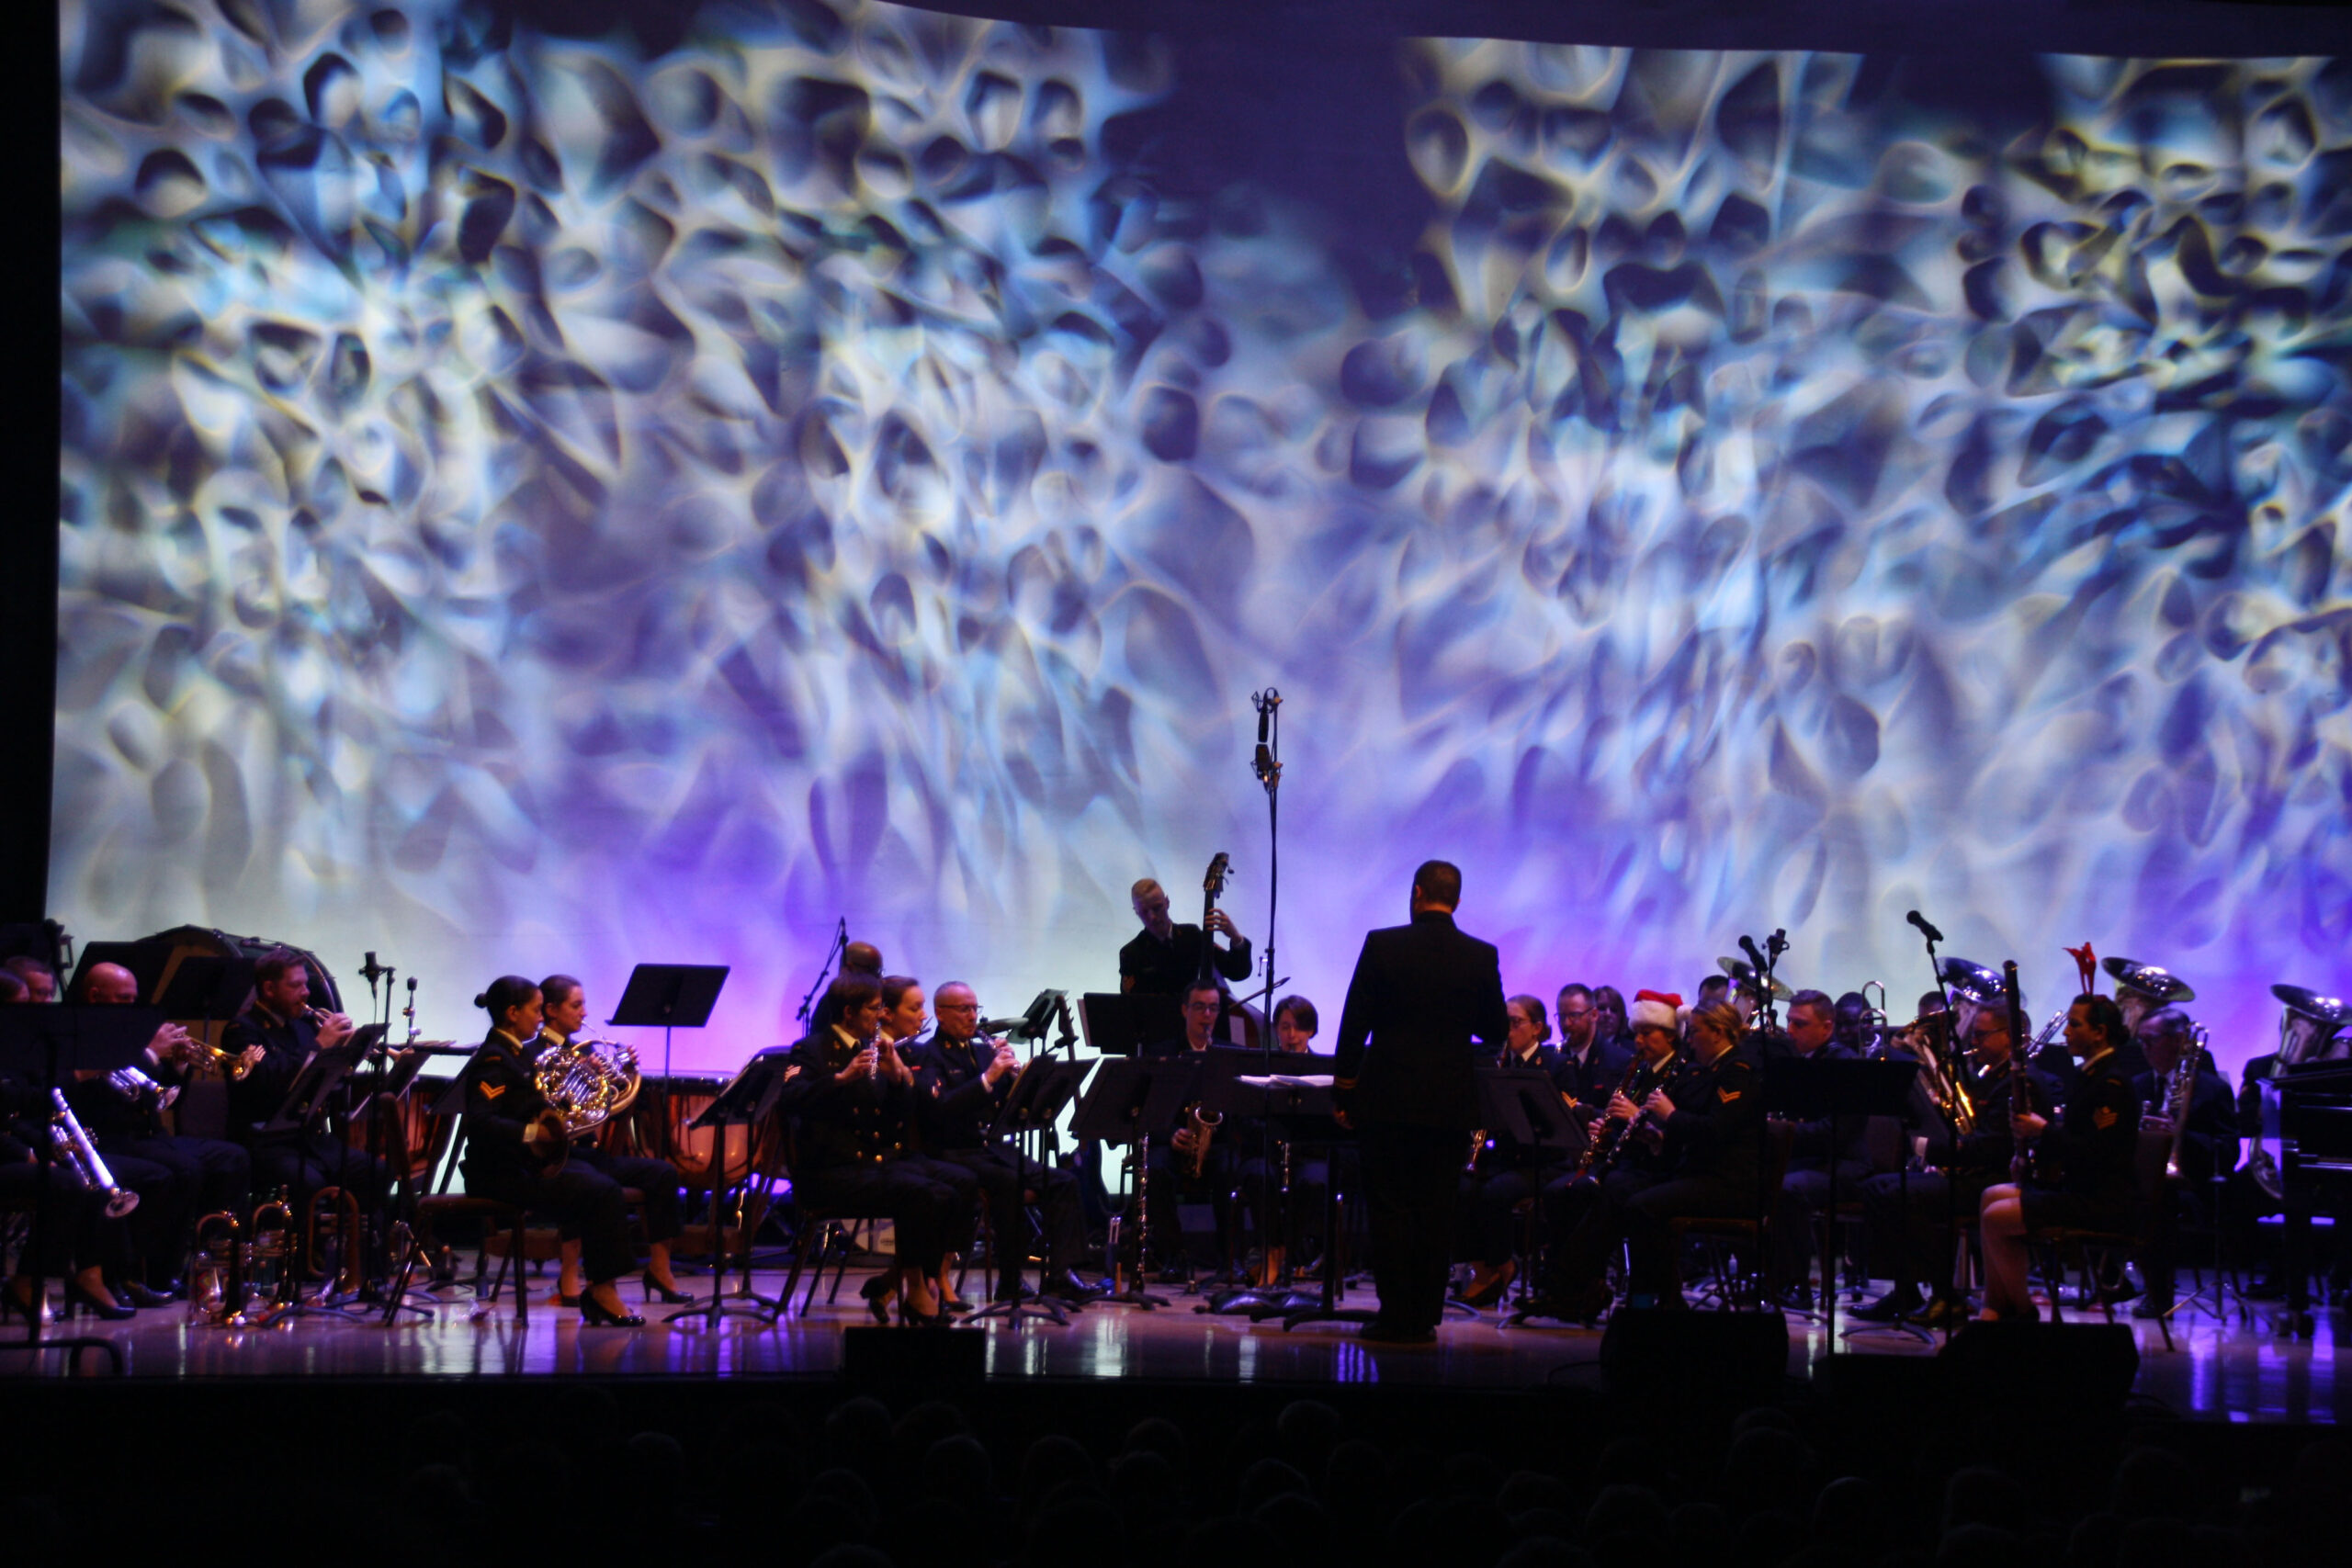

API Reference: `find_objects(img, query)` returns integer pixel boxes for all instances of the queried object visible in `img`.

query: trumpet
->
[183,1037,257,1081]
[49,1089,139,1217]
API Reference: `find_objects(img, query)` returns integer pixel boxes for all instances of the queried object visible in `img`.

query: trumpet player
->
[2127,1007,2235,1320]
[534,976,692,1306]
[70,961,251,1303]
[911,983,1098,1305]
[221,949,388,1213]
[460,976,644,1326]
[0,1065,138,1322]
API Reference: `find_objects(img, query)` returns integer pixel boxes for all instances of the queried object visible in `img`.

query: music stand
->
[1761,1056,1919,1342]
[969,1057,1097,1325]
[608,964,730,1161]
[1076,992,1145,1057]
[260,1038,372,1136]
[1204,1063,1338,1317]
[668,1049,795,1325]
[1069,1057,1199,1308]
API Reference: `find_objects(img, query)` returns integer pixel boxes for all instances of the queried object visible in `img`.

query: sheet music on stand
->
[260,1037,376,1135]
[990,1056,1093,1140]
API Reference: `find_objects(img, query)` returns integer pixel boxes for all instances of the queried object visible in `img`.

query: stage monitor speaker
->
[841,1325,986,1393]
[1598,1309,1789,1406]
[1938,1322,2139,1413]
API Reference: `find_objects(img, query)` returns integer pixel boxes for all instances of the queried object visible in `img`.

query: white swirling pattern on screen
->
[55,1,2351,1061]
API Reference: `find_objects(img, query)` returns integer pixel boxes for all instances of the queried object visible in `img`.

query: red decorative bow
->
[2064,942,2098,997]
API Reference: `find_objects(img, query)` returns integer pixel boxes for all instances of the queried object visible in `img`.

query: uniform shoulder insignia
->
[481,1083,505,1100]
[2092,1106,2117,1129]
[1718,1087,1742,1102]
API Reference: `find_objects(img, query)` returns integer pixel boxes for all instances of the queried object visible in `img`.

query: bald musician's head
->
[843,942,883,976]
[1132,878,1173,941]
[85,963,140,1005]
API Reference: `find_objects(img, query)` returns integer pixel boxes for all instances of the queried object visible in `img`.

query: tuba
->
[532,1032,642,1139]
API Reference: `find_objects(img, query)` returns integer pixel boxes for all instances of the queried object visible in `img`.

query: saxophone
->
[1178,1103,1223,1179]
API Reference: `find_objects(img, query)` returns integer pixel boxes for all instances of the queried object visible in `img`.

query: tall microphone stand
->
[796,918,848,1026]
[1250,691,1284,1292]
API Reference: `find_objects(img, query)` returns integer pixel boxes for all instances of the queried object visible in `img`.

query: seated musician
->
[1554,984,1631,1111]
[220,949,388,1213]
[2129,1006,2235,1320]
[1525,990,1685,1317]
[1769,989,1871,1304]
[1259,995,1343,1278]
[910,982,1097,1304]
[808,942,885,1038]
[1850,1006,2052,1325]
[877,975,979,1311]
[1121,879,1251,999]
[775,974,977,1325]
[4,956,58,1003]
[1977,994,2143,1322]
[459,976,645,1326]
[1,1064,138,1321]
[535,976,692,1305]
[1140,980,1242,1281]
[68,961,250,1303]
[1533,997,1758,1320]
[1456,995,1575,1307]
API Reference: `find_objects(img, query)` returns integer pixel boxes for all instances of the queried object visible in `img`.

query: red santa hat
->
[1630,990,1683,1032]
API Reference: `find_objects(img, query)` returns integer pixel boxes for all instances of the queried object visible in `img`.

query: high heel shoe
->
[641,1278,694,1305]
[899,1299,945,1327]
[858,1273,897,1325]
[1459,1260,1516,1308]
[64,1280,137,1322]
[578,1290,645,1327]
[2,1281,47,1325]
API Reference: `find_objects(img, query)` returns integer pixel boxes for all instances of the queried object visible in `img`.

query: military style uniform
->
[775,1027,976,1278]
[457,1029,635,1283]
[910,1032,1091,1299]
[220,1005,388,1211]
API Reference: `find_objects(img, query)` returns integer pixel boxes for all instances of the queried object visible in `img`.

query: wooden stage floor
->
[6,1268,2346,1422]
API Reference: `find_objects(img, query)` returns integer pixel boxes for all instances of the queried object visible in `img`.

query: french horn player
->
[533,976,694,1306]
[458,976,645,1326]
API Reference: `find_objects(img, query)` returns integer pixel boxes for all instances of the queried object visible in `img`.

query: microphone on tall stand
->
[1739,934,1767,972]
[1906,909,1944,945]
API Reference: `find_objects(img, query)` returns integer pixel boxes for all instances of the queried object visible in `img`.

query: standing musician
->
[1850,1006,2053,1325]
[1141,980,1246,1281]
[1,1064,138,1321]
[1456,995,1574,1307]
[458,976,645,1325]
[775,973,976,1325]
[910,982,1097,1304]
[2129,1006,2235,1320]
[70,961,251,1302]
[220,949,389,1213]
[534,976,692,1306]
[1976,994,2143,1322]
[1120,877,1251,998]
[1330,860,1510,1345]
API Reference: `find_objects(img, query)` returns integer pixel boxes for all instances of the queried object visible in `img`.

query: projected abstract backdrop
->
[55,0,2352,1061]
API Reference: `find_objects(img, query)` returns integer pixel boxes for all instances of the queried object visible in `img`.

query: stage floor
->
[6,1268,2346,1421]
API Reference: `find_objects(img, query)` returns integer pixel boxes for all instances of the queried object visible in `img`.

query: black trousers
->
[1457,1164,1548,1269]
[248,1133,389,1213]
[105,1134,249,1284]
[933,1145,1089,1295]
[569,1145,684,1243]
[473,1162,637,1283]
[0,1160,126,1278]
[1238,1152,1337,1255]
[1774,1159,1874,1289]
[794,1156,968,1275]
[1544,1166,1660,1294]
[1361,1122,1466,1333]
[1858,1169,1994,1295]
[1622,1175,1755,1296]
[96,1148,187,1282]
[1144,1140,1239,1269]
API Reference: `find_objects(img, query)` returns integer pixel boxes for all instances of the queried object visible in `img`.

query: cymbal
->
[2102,955,2195,1003]
[1715,957,1792,1000]
[2273,984,2352,1028]
[1937,957,2007,1004]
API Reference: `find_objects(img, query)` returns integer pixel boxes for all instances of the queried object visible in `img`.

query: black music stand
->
[0,1007,162,1362]
[1457,1065,1588,1316]
[1076,992,1146,1056]
[968,1056,1097,1325]
[608,964,729,1161]
[1069,1057,1197,1308]
[668,1049,794,1325]
[1203,1063,1338,1317]
[1762,1056,1918,1342]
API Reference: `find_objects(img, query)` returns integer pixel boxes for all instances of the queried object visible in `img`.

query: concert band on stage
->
[0,871,2317,1337]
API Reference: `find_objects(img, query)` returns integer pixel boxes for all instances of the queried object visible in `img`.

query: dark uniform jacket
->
[1944,1055,2056,1176]
[457,1029,552,1190]
[1119,924,1251,996]
[912,1033,1013,1152]
[775,1028,915,1170]
[2132,1059,2236,1184]
[1659,1043,1765,1188]
[1555,1035,1635,1111]
[220,1005,321,1141]
[61,1052,187,1143]
[1330,910,1510,1133]
[2033,1047,2143,1201]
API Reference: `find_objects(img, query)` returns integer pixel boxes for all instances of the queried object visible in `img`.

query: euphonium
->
[189,1211,245,1325]
[532,1032,642,1138]
[49,1089,139,1217]
[1178,1102,1223,1179]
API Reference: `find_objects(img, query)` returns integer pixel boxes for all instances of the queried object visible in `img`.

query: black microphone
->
[1906,910,1944,944]
[1738,934,1766,971]
[1257,703,1269,746]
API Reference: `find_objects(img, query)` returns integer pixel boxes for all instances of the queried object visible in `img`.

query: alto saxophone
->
[1178,1102,1222,1179]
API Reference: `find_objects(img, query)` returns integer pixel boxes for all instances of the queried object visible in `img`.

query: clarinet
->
[2003,960,2033,1183]
[1583,1050,1673,1178]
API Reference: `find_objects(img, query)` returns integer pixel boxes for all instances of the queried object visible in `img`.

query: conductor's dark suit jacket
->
[1330,909,1510,1132]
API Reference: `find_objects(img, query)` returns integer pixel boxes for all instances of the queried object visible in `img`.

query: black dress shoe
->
[1922,1296,1967,1328]
[1357,1319,1437,1346]
[1849,1289,1927,1323]
[144,1276,186,1301]
[118,1280,175,1310]
[1044,1269,1104,1302]
[1459,1261,1517,1308]
[858,1273,896,1325]
[578,1291,645,1327]
[65,1280,137,1322]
